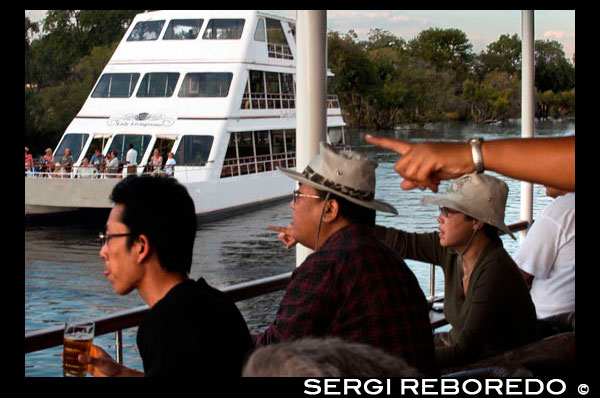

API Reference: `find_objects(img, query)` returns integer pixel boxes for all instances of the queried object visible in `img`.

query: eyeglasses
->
[292,189,322,204]
[439,206,460,218]
[99,232,134,246]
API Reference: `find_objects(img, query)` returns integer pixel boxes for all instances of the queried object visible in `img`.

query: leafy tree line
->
[25,11,575,155]
[25,10,143,155]
[328,28,575,128]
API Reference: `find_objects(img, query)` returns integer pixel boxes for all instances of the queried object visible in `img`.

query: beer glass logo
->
[63,319,95,377]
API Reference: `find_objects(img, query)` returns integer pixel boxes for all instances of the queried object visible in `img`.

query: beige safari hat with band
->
[421,173,516,240]
[277,142,398,214]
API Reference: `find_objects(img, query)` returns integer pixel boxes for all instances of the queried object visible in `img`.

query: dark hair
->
[462,214,500,242]
[317,190,376,226]
[482,223,501,241]
[110,175,197,274]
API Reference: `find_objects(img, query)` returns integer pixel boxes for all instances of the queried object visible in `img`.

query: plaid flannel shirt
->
[254,224,437,376]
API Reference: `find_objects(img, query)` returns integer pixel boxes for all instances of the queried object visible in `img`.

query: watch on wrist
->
[468,137,484,173]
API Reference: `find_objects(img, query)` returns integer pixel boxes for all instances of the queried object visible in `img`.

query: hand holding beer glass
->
[63,318,95,377]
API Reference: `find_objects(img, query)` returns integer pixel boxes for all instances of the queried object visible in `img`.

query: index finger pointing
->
[365,135,412,155]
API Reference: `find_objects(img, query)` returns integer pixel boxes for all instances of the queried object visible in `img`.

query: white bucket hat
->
[421,173,515,240]
[278,142,397,214]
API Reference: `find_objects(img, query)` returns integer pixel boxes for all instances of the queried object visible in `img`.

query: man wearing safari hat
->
[374,172,537,370]
[255,142,437,376]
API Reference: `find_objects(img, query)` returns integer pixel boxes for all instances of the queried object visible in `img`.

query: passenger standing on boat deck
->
[25,147,35,171]
[372,173,537,370]
[41,148,55,174]
[59,147,74,175]
[76,158,98,179]
[90,149,105,173]
[78,175,253,377]
[255,142,437,376]
[126,143,138,175]
[106,150,120,178]
[514,187,575,320]
[149,149,163,174]
[164,152,176,176]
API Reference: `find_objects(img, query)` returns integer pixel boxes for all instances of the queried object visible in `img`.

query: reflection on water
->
[25,120,574,376]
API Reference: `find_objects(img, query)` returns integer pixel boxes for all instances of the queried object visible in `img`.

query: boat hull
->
[25,171,295,218]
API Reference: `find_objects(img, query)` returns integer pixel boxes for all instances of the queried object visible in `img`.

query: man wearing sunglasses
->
[255,142,437,376]
[79,175,253,377]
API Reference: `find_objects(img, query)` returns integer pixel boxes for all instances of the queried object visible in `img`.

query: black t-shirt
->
[137,278,253,377]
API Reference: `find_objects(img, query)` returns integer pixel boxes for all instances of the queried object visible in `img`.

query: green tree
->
[462,71,521,123]
[364,28,406,51]
[77,10,142,50]
[475,33,521,78]
[327,31,380,127]
[408,28,474,80]
[535,39,575,93]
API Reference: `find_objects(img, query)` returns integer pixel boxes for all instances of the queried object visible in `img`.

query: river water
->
[25,119,574,377]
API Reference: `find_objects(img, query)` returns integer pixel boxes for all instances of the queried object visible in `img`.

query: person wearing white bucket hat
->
[256,142,437,376]
[374,173,537,371]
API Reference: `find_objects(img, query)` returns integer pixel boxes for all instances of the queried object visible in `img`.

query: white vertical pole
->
[295,10,328,266]
[520,10,535,242]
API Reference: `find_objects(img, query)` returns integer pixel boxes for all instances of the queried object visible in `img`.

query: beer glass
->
[63,318,95,377]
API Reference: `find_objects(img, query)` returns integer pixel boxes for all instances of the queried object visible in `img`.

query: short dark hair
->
[317,190,376,226]
[110,175,197,274]
[463,214,500,242]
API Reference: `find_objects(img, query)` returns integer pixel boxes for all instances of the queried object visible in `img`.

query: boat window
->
[91,73,140,98]
[163,19,204,40]
[241,71,295,109]
[254,18,266,42]
[107,134,152,165]
[249,70,266,109]
[221,129,296,178]
[55,133,89,164]
[266,18,292,59]
[178,73,233,97]
[265,72,281,109]
[280,73,295,108]
[136,73,180,97]
[127,20,165,41]
[202,19,245,40]
[175,135,214,166]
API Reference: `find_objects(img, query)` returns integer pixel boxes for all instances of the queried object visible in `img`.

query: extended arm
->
[365,135,574,193]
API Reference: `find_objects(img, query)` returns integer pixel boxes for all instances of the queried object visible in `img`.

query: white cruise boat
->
[25,10,346,218]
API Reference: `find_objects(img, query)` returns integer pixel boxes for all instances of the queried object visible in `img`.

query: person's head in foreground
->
[243,337,421,377]
[100,174,196,296]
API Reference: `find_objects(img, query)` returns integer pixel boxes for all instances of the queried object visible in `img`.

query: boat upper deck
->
[110,10,297,65]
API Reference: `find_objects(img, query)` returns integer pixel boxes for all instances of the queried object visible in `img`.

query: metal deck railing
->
[25,221,530,366]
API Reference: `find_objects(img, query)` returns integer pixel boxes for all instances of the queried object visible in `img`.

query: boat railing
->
[24,220,529,366]
[221,152,295,178]
[242,92,295,110]
[267,43,293,60]
[240,93,337,111]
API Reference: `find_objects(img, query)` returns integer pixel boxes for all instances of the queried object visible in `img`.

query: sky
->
[25,10,575,61]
